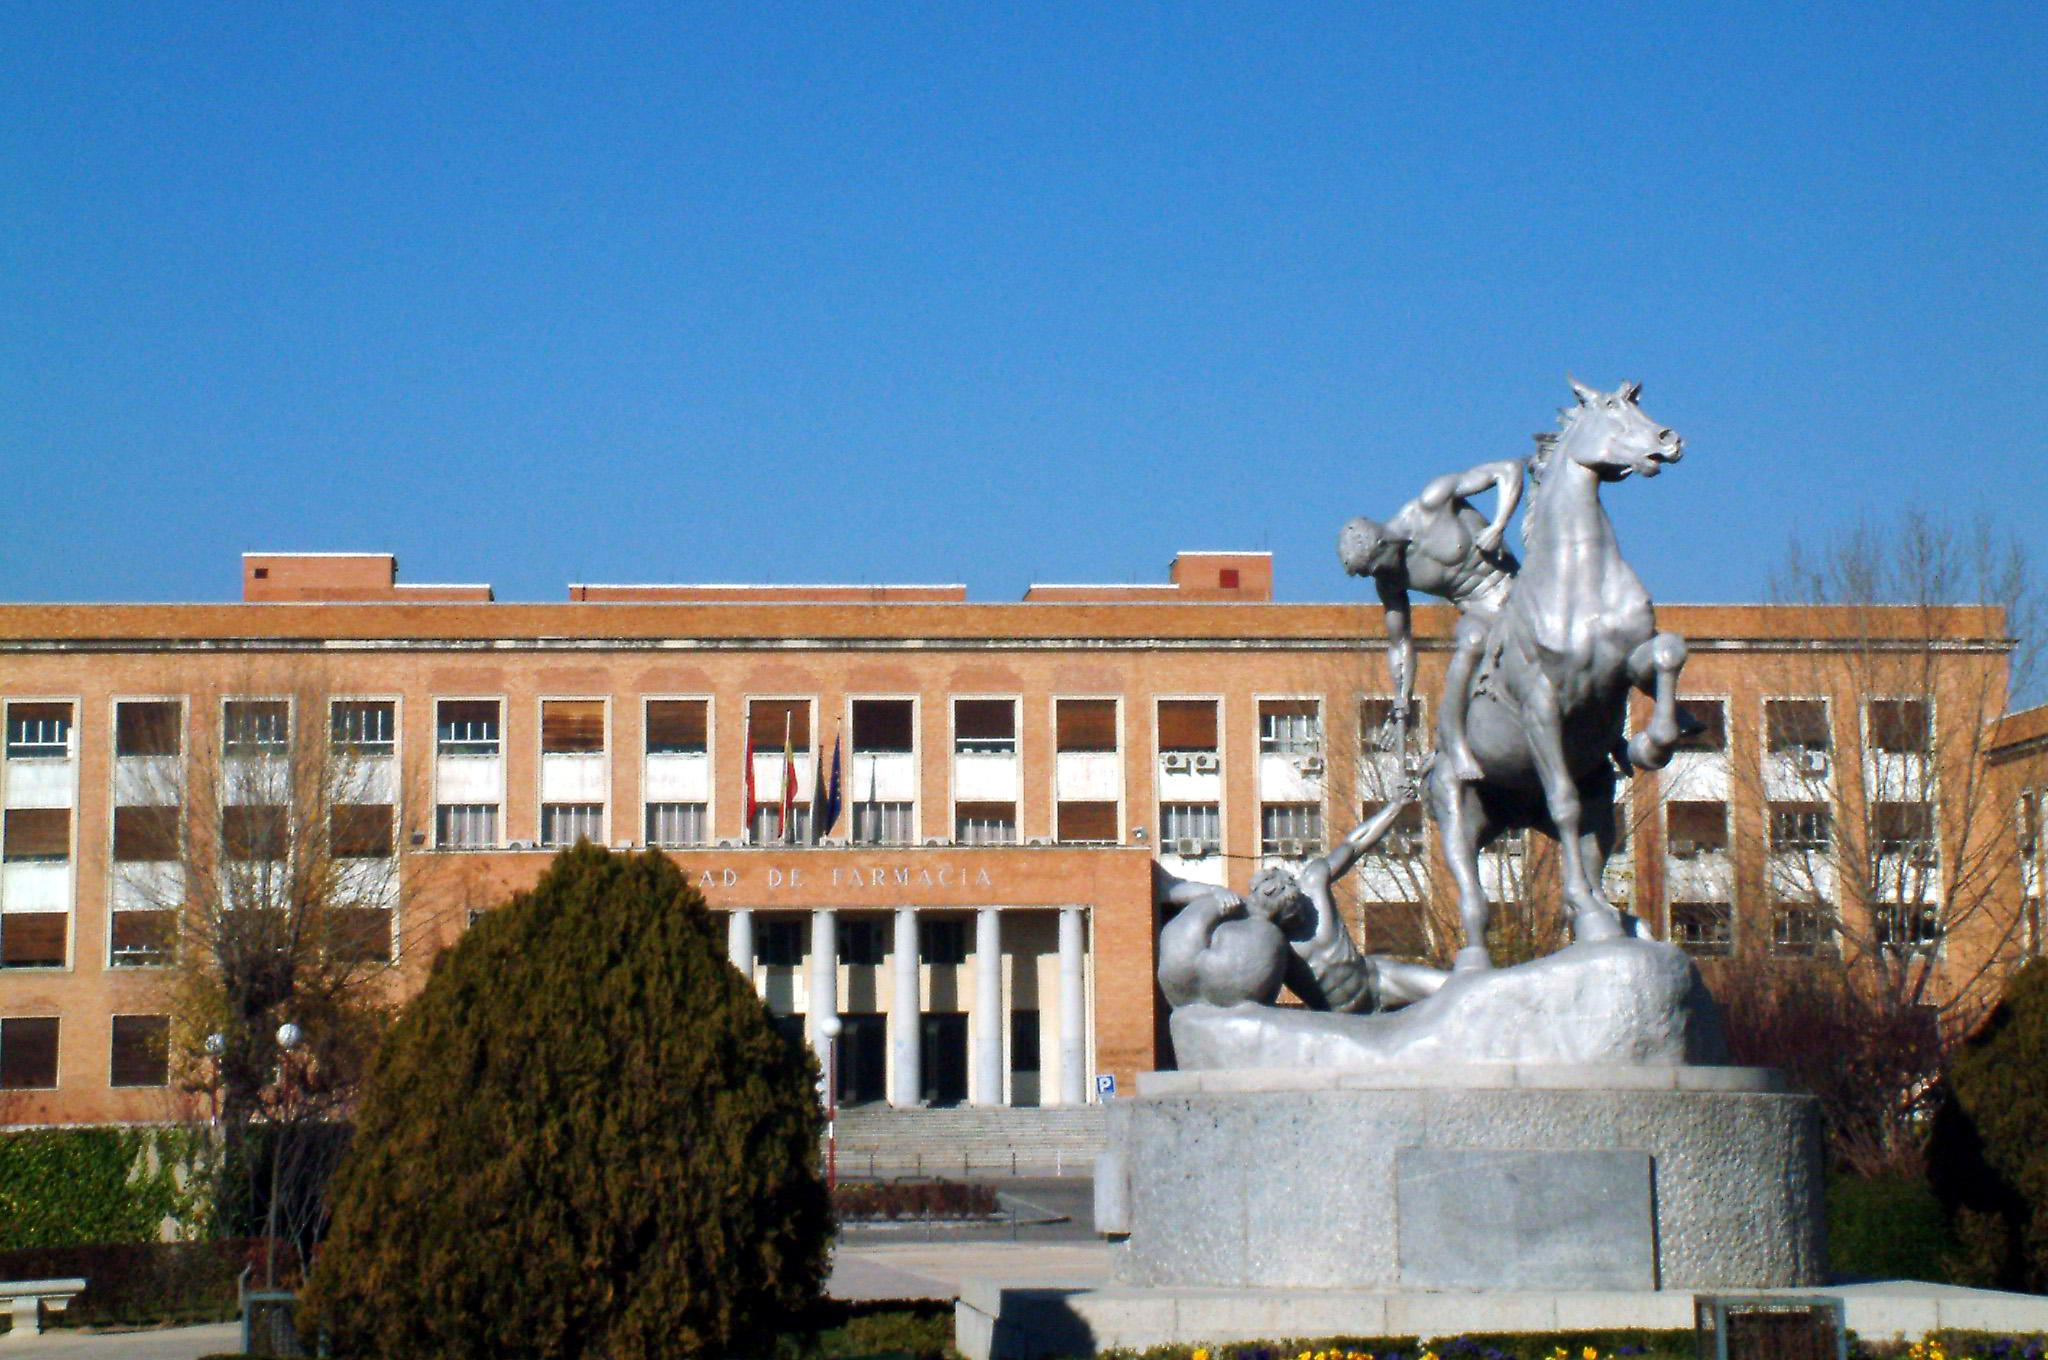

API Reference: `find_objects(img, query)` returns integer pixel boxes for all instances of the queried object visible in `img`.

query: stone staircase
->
[831,1104,1109,1179]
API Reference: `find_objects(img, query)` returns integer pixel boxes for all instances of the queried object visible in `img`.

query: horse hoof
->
[1450,749,1484,782]
[1453,946,1493,972]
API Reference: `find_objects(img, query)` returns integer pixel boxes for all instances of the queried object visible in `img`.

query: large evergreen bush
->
[1929,958,2048,1292]
[299,846,830,1359]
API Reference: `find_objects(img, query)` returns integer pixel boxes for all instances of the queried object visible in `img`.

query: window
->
[747,699,812,749]
[1670,902,1733,956]
[954,700,1016,755]
[645,700,708,755]
[330,700,396,754]
[1056,800,1118,845]
[1054,699,1118,753]
[435,803,498,849]
[2,808,70,863]
[5,703,72,759]
[749,805,812,845]
[1869,699,1932,755]
[1359,697,1425,752]
[852,801,914,846]
[1665,801,1729,856]
[109,910,172,968]
[436,700,500,757]
[541,700,605,754]
[330,805,395,859]
[222,700,288,756]
[1361,800,1425,857]
[1766,699,1830,753]
[113,806,180,862]
[1,914,66,968]
[852,700,914,753]
[1875,802,1936,862]
[2021,791,2041,858]
[1258,700,1320,756]
[1673,699,1726,753]
[646,802,708,847]
[1160,803,1221,854]
[1769,803,1829,853]
[109,1015,170,1088]
[0,1017,58,1090]
[954,802,1017,846]
[115,701,180,757]
[541,803,603,847]
[1772,902,1831,957]
[920,918,967,965]
[222,806,287,862]
[1218,568,1241,589]
[758,919,805,967]
[1362,900,1430,956]
[838,918,886,966]
[1876,902,1941,954]
[1261,803,1324,856]
[1157,700,1218,753]
[331,908,394,964]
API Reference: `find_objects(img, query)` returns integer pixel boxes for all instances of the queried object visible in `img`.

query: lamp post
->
[818,1014,841,1190]
[264,1022,302,1290]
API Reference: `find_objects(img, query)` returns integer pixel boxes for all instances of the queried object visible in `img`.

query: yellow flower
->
[1585,1349,1600,1360]
[1192,1350,1208,1360]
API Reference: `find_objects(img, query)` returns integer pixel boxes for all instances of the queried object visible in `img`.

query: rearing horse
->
[1427,378,1689,969]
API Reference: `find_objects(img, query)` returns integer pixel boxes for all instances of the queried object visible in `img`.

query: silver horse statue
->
[1427,378,1689,970]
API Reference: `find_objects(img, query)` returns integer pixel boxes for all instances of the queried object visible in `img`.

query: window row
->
[1667,899,1941,959]
[0,1014,169,1091]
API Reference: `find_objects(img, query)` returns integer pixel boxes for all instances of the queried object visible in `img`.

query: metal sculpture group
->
[1157,378,1695,1047]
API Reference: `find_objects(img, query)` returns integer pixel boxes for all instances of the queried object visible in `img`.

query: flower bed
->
[832,1178,999,1221]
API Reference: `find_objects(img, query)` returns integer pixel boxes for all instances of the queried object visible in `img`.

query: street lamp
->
[818,1014,841,1190]
[264,1022,302,1290]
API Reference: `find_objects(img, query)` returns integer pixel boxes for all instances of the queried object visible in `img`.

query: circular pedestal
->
[1106,1065,1824,1293]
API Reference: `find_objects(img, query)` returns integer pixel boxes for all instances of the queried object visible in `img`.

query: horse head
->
[1556,377,1683,480]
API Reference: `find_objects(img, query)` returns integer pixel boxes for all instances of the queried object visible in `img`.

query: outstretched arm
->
[1320,781,1420,882]
[1157,864,1244,913]
[1418,459,1526,556]
[1376,574,1414,726]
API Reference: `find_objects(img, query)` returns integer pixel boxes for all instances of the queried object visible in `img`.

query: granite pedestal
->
[1103,1064,1825,1293]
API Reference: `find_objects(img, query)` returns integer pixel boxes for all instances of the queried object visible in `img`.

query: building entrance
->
[920,1012,968,1106]
[836,1013,888,1106]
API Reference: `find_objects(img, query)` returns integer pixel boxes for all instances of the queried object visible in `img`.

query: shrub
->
[833,1179,998,1221]
[1929,957,2048,1292]
[1826,1170,1963,1282]
[0,1238,256,1330]
[299,846,831,1360]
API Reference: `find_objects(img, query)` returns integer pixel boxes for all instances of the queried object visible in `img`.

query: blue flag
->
[814,732,842,841]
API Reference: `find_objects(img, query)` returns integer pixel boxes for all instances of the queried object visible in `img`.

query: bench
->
[0,1280,87,1340]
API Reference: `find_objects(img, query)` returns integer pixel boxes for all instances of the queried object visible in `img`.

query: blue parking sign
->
[1094,1073,1116,1101]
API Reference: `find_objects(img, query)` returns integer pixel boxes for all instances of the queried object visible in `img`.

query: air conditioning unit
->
[1192,752,1220,774]
[509,839,534,850]
[1800,749,1829,776]
[1161,752,1191,773]
[1296,754,1327,777]
[1277,838,1305,858]
[1173,836,1207,858]
[925,838,945,847]
[1027,837,1050,847]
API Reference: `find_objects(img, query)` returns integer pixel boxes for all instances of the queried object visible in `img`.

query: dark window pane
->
[541,700,605,753]
[1674,700,1726,752]
[852,700,915,753]
[645,700,708,753]
[747,700,811,748]
[3,808,71,862]
[1055,700,1118,753]
[1157,700,1219,752]
[0,1017,59,1088]
[115,702,181,757]
[1056,800,1118,843]
[330,805,394,859]
[954,700,1016,742]
[109,1015,170,1088]
[110,910,173,967]
[1,913,67,967]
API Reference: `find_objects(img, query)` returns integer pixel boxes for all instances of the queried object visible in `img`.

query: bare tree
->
[109,672,448,1270]
[1715,511,2039,1173]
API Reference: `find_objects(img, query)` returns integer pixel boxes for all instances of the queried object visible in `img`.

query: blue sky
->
[4,3,2044,604]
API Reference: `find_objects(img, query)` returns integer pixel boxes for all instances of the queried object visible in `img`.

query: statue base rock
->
[1170,936,1726,1071]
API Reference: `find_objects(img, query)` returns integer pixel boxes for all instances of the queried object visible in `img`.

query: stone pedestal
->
[1105,1064,1825,1293]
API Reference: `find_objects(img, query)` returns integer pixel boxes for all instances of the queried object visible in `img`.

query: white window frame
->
[431,695,506,849]
[536,695,611,845]
[1050,694,1123,847]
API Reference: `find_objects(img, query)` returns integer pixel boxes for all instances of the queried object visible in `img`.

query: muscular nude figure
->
[1156,794,1447,1012]
[1338,459,1525,783]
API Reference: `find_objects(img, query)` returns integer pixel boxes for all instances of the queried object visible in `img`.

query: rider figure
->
[1338,459,1525,783]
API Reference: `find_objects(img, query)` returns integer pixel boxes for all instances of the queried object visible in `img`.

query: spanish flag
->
[742,716,758,842]
[780,712,798,844]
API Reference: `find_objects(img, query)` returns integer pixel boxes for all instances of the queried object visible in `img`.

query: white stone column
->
[727,909,755,981]
[809,909,838,1074]
[1058,907,1088,1105]
[972,907,1005,1107]
[889,907,922,1108]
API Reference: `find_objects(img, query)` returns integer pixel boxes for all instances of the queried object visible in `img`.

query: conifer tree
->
[299,845,830,1359]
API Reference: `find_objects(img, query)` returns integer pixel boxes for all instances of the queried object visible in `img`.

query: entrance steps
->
[833,1105,1108,1179]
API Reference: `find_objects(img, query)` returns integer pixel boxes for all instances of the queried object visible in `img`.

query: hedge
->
[0,1126,213,1251]
[833,1179,999,1221]
[0,1238,259,1331]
